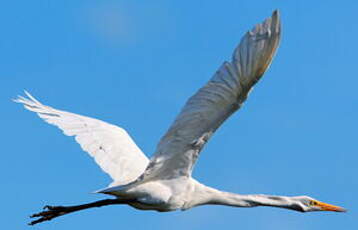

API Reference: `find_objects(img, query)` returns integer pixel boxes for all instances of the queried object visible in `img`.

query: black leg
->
[29,199,130,225]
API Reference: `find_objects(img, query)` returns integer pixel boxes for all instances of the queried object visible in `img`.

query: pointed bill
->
[316,201,347,212]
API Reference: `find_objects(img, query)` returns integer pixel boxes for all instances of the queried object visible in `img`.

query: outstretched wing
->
[141,11,281,181]
[15,92,149,186]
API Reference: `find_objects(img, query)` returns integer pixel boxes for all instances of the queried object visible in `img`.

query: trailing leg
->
[29,198,130,225]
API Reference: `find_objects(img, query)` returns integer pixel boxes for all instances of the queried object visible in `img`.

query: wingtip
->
[13,90,43,106]
[270,9,281,34]
[272,9,280,18]
[250,10,281,36]
[12,90,27,103]
[12,95,26,104]
[24,90,40,104]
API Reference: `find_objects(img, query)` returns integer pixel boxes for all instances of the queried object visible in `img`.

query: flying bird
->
[15,10,346,226]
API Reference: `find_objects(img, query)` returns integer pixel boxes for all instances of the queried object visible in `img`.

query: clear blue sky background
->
[1,1,357,229]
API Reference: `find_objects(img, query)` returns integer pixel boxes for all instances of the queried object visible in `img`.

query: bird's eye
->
[309,200,317,206]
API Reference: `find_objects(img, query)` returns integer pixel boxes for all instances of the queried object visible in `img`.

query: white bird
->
[15,10,345,226]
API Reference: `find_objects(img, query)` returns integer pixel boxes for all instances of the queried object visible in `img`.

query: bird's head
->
[291,196,346,212]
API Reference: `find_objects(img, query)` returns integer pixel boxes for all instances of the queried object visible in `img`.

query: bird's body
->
[15,10,345,225]
[114,177,199,212]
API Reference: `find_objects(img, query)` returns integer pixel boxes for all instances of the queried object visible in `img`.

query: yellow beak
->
[315,201,347,212]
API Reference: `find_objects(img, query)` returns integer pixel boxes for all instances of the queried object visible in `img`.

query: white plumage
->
[15,92,149,186]
[15,11,346,226]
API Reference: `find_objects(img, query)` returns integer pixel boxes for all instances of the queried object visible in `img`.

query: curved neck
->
[186,182,299,211]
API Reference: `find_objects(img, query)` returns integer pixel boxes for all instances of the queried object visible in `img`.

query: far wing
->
[140,11,281,181]
[15,92,149,186]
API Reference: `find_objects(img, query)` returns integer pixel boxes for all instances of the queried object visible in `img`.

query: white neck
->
[185,182,301,211]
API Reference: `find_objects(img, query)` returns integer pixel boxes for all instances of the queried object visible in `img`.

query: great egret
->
[15,10,346,226]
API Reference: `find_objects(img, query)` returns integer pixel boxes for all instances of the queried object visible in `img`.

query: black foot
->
[29,205,69,225]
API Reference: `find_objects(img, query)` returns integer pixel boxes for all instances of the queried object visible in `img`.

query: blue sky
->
[2,0,357,229]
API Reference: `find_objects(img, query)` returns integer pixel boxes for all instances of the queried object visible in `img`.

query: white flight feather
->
[135,10,281,182]
[14,91,149,186]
